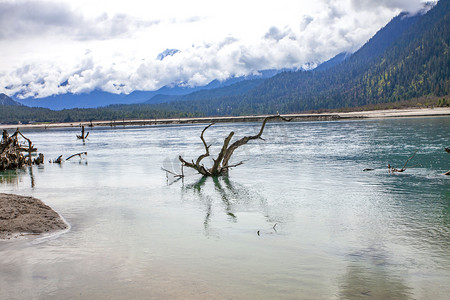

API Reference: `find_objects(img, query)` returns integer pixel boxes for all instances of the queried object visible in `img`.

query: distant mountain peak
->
[0,93,22,106]
[417,1,437,15]
[156,49,180,61]
[400,1,437,18]
[314,52,352,72]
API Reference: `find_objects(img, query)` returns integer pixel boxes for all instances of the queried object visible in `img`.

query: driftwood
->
[1,129,43,171]
[49,152,87,163]
[77,125,89,140]
[388,150,418,173]
[179,115,291,176]
[66,152,87,161]
[50,155,63,164]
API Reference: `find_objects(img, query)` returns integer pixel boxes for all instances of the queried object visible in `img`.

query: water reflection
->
[27,166,35,188]
[182,176,273,235]
[0,169,22,185]
[0,167,34,188]
[1,118,449,299]
[339,258,411,299]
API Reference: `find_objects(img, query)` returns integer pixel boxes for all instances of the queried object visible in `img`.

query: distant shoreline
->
[1,107,449,130]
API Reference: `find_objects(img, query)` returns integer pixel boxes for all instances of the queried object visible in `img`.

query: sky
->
[0,0,435,99]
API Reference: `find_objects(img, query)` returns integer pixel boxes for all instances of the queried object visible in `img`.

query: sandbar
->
[0,193,68,240]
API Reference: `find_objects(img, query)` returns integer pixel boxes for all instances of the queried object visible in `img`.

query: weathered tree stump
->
[77,125,89,140]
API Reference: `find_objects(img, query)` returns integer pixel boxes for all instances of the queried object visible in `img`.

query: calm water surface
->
[0,117,449,299]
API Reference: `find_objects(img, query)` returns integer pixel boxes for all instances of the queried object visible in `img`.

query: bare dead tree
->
[179,115,291,176]
[388,150,418,173]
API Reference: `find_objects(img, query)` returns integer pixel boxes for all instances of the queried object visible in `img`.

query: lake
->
[1,117,449,299]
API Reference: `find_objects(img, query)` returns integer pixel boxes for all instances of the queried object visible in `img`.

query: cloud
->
[264,27,290,41]
[0,0,158,40]
[0,0,437,99]
[350,0,437,15]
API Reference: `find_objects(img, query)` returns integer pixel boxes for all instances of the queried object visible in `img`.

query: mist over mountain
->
[15,68,290,110]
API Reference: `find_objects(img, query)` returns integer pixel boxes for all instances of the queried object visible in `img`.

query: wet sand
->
[0,193,68,240]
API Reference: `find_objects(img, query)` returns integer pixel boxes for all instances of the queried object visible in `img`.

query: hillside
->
[15,69,287,110]
[0,93,21,106]
[144,79,265,104]
[154,0,449,115]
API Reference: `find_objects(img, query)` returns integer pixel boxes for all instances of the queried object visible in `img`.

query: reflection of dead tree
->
[183,176,277,236]
[1,129,43,171]
[388,150,418,173]
[179,115,291,177]
[77,125,89,140]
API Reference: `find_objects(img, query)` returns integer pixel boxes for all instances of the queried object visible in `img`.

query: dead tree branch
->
[179,115,292,176]
[445,148,450,176]
[51,155,63,164]
[66,152,87,161]
[388,150,418,173]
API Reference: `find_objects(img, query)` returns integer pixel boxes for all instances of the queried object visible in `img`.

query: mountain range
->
[0,93,21,106]
[152,0,448,115]
[15,69,291,110]
[1,0,449,123]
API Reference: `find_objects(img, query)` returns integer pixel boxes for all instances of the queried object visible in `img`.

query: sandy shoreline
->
[0,107,449,130]
[0,193,68,240]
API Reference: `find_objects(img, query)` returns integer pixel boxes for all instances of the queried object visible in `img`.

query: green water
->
[0,117,449,299]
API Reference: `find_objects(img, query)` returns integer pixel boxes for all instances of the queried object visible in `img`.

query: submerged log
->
[51,155,63,164]
[179,115,292,176]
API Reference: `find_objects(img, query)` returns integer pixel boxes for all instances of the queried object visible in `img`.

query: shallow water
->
[0,117,449,299]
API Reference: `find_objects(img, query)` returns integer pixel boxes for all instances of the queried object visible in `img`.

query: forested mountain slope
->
[155,0,449,115]
[0,93,21,106]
